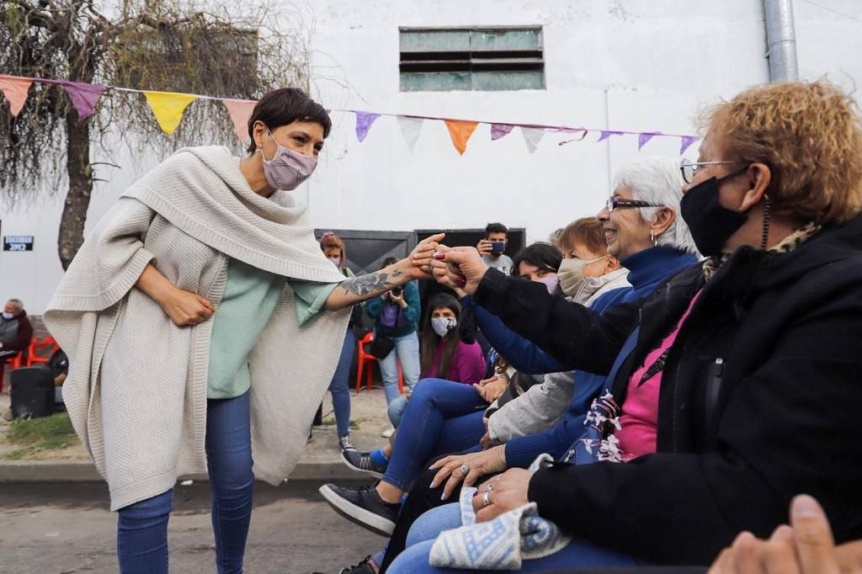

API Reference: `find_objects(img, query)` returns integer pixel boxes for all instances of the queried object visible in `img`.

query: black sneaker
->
[319,483,399,536]
[341,449,387,479]
[339,555,376,573]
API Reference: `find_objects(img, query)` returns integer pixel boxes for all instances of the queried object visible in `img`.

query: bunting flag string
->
[0,73,700,156]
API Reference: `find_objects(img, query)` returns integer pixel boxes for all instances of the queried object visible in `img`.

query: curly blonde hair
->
[702,80,862,225]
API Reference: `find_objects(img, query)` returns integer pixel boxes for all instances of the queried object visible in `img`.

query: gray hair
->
[612,156,699,255]
[6,299,24,313]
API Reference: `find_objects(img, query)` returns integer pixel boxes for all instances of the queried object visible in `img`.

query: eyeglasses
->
[605,197,665,212]
[680,158,742,184]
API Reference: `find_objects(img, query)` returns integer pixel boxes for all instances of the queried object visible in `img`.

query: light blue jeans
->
[387,503,641,572]
[379,331,420,407]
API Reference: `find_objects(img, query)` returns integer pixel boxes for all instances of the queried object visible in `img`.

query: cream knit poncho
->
[45,146,350,510]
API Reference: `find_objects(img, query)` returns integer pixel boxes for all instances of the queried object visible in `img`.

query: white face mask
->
[328,256,342,266]
[431,316,457,338]
[558,255,609,298]
[1,312,13,320]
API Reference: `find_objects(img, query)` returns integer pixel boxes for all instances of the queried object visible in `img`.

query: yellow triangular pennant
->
[143,91,198,135]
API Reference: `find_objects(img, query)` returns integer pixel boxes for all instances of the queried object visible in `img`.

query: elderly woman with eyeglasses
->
[391,80,862,572]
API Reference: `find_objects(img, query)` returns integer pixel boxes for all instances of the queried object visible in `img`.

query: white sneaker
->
[380,427,395,439]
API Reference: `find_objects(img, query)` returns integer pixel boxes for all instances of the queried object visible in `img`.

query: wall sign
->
[3,236,34,252]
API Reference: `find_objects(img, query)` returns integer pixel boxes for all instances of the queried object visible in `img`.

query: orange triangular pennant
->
[0,75,34,117]
[444,120,479,155]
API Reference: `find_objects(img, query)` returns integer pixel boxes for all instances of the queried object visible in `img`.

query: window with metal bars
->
[399,27,544,92]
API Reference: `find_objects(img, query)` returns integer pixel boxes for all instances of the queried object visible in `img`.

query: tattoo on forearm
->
[339,268,404,297]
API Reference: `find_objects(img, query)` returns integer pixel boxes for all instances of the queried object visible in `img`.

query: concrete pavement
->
[0,381,395,483]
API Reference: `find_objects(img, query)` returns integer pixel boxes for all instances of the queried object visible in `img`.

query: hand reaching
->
[431,246,489,295]
[409,233,446,280]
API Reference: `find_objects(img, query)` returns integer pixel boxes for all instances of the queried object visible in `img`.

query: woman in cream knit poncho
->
[45,87,442,573]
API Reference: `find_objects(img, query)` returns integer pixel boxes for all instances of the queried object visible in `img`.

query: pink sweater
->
[616,292,701,458]
[423,339,486,384]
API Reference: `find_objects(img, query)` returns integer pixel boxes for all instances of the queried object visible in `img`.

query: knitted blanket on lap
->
[430,455,571,570]
[45,146,349,510]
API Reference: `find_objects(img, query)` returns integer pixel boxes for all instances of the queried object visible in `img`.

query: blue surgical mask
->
[1,312,13,320]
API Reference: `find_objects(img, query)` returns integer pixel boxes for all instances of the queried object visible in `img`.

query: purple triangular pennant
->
[638,132,661,150]
[59,81,106,122]
[490,124,515,141]
[597,130,623,142]
[679,135,700,155]
[354,111,381,143]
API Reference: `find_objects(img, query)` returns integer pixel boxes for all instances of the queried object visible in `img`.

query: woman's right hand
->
[161,288,215,327]
[431,246,489,295]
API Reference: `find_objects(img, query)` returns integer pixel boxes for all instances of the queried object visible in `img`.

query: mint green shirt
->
[207,258,338,399]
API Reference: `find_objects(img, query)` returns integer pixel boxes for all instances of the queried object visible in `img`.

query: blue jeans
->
[117,391,254,574]
[382,379,488,492]
[329,329,356,438]
[379,331,420,406]
[388,503,641,572]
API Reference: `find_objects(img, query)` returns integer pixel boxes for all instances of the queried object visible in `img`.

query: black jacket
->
[473,217,862,565]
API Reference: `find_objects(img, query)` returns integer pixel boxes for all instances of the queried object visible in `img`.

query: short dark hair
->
[485,223,508,237]
[511,242,562,277]
[246,88,332,154]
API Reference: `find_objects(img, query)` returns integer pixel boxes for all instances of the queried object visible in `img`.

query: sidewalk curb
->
[0,458,368,483]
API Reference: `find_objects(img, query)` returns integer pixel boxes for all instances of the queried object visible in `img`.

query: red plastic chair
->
[355,332,404,393]
[27,336,59,366]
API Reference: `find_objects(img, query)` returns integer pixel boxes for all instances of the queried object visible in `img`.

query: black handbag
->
[369,333,395,359]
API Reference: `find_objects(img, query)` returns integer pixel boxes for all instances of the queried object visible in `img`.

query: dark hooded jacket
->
[0,309,33,354]
[473,215,862,565]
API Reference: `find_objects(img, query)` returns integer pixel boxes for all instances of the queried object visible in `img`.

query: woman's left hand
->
[429,447,507,500]
[408,233,446,280]
[472,468,532,522]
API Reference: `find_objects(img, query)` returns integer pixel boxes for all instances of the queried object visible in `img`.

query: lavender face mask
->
[259,129,318,191]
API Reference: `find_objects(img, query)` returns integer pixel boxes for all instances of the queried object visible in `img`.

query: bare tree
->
[0,0,310,269]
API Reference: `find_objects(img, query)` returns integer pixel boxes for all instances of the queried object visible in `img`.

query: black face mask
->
[680,167,750,256]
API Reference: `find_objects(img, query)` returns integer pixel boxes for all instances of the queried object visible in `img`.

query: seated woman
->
[365,157,698,574]
[319,245,563,538]
[394,80,862,572]
[386,292,487,428]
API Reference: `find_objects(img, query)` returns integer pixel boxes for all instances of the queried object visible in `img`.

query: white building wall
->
[2,0,861,312]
